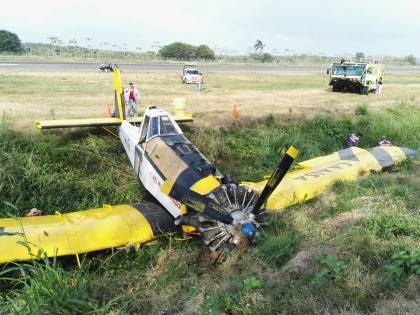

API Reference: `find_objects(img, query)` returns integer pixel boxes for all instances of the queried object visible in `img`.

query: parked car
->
[181,64,202,84]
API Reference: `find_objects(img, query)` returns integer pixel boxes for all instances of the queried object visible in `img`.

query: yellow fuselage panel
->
[0,205,153,264]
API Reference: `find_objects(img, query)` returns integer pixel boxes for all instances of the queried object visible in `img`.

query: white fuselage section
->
[118,110,184,219]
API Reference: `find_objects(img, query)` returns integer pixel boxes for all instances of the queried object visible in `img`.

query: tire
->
[332,84,340,92]
[360,87,369,95]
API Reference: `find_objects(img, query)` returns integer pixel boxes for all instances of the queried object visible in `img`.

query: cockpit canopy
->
[140,114,181,143]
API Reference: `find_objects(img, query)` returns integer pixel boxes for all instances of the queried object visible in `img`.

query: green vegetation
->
[0,30,22,53]
[159,42,215,60]
[0,105,419,314]
[0,40,417,66]
[404,54,417,66]
[355,52,365,61]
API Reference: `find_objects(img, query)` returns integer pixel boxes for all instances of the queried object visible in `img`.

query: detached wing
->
[243,146,417,210]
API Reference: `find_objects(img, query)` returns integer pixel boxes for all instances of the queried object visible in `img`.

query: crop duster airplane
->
[0,65,416,265]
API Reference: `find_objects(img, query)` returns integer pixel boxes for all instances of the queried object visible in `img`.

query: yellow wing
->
[243,146,416,210]
[0,203,177,264]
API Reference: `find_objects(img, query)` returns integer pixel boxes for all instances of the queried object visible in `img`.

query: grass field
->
[1,70,420,128]
[0,69,419,314]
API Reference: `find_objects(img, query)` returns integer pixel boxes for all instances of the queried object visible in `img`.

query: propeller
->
[161,180,234,225]
[251,146,299,213]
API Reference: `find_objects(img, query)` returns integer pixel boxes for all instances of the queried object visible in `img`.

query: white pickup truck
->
[181,64,202,84]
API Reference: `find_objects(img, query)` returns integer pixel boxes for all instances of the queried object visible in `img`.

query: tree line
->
[0,30,418,66]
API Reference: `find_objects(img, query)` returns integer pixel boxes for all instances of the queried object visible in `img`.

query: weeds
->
[355,103,369,116]
[0,260,119,314]
[201,275,265,315]
[311,255,347,287]
[256,215,303,267]
[385,247,420,281]
[363,213,420,240]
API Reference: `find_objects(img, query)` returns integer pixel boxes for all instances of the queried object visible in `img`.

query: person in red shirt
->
[124,83,140,117]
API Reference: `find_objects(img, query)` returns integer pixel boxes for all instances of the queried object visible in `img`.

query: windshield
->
[187,70,199,75]
[148,117,159,139]
[332,65,365,76]
[159,116,178,135]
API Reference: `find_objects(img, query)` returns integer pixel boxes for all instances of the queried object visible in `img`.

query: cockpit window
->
[139,116,149,143]
[148,117,159,138]
[159,116,178,135]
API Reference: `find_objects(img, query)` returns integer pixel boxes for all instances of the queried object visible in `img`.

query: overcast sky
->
[1,0,419,56]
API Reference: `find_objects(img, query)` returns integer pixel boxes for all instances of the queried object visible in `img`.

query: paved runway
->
[0,62,419,73]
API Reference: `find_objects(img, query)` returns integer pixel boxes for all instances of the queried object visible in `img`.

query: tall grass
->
[188,104,420,181]
[0,128,142,217]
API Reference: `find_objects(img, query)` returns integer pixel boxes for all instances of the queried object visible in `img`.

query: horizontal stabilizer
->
[36,114,193,129]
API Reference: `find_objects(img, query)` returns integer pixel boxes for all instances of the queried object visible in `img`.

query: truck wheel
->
[332,84,340,92]
[360,87,369,95]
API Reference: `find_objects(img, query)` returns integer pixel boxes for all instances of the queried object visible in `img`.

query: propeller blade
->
[161,180,234,225]
[252,146,298,213]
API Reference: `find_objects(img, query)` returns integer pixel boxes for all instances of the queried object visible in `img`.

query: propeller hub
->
[241,223,257,240]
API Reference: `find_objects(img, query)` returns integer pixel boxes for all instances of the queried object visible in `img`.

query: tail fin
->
[113,67,125,120]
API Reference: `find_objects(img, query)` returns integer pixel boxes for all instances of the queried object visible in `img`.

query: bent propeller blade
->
[252,146,299,213]
[161,180,234,225]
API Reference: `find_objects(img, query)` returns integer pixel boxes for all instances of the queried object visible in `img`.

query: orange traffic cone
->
[106,104,112,117]
[231,104,238,119]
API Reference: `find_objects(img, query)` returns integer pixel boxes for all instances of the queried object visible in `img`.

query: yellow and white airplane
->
[0,65,416,265]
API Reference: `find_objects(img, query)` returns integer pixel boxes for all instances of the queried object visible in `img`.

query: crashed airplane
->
[0,65,416,265]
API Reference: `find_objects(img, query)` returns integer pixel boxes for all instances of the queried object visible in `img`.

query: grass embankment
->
[0,105,419,314]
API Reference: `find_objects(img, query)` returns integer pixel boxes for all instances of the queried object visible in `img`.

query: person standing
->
[375,78,383,96]
[196,74,203,92]
[345,133,360,148]
[124,83,140,117]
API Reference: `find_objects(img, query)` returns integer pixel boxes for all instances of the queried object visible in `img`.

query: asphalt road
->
[0,62,419,73]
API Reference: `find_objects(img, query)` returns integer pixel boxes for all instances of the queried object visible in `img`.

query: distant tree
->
[253,39,265,53]
[195,45,215,60]
[355,52,365,60]
[47,36,60,45]
[0,30,22,53]
[252,52,274,63]
[259,52,274,63]
[159,42,196,60]
[159,42,215,60]
[405,54,417,65]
